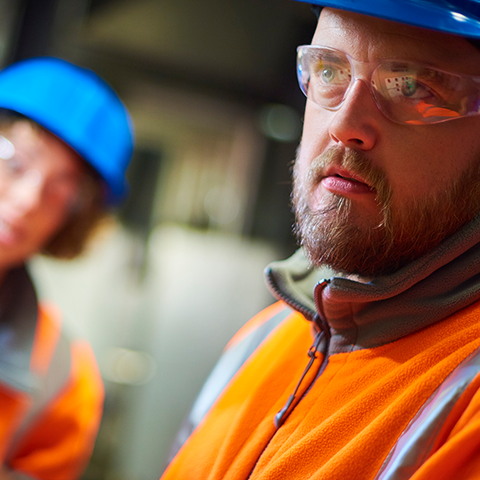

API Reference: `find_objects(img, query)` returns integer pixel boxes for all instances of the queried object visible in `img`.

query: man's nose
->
[327,78,381,150]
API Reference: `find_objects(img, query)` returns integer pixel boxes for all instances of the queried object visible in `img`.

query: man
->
[162,0,480,479]
[0,57,133,479]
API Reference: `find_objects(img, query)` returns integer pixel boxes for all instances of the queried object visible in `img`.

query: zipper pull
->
[274,395,295,429]
[273,331,323,429]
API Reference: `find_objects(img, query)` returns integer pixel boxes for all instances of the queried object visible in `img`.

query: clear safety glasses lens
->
[296,45,480,125]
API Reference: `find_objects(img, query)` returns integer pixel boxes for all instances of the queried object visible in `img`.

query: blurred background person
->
[0,56,133,479]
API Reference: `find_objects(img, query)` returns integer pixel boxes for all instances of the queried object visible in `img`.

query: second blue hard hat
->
[294,0,480,39]
[0,57,134,204]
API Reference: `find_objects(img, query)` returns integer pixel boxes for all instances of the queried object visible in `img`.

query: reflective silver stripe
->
[376,345,480,480]
[189,306,292,427]
[0,267,39,393]
[5,330,72,464]
[168,305,293,462]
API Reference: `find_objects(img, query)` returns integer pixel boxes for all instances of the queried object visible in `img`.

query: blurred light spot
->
[103,347,157,385]
[451,12,468,22]
[204,186,240,225]
[258,104,301,142]
[0,136,15,159]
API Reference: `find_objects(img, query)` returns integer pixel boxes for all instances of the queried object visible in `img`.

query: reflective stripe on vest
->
[5,305,72,462]
[376,344,480,480]
[168,304,293,462]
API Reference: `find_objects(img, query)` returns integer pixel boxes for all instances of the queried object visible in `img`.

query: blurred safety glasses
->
[0,135,83,209]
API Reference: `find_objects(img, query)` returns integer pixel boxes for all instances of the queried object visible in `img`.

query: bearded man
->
[161,1,480,479]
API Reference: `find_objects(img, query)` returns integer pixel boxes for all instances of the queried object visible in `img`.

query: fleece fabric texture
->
[162,301,480,480]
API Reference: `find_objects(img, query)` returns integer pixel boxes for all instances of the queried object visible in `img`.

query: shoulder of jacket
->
[167,301,296,462]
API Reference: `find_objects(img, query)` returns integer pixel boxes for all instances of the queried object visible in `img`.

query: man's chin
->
[301,223,395,277]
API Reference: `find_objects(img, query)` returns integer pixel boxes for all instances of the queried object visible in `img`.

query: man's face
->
[0,121,85,276]
[293,8,480,277]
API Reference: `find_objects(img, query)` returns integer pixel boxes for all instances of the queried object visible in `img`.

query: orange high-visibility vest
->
[163,300,480,480]
[2,302,104,480]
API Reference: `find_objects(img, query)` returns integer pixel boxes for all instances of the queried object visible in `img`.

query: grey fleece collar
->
[266,212,480,352]
[0,266,39,392]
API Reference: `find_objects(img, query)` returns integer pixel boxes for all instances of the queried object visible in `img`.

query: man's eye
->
[381,74,436,101]
[316,64,351,86]
[401,77,418,97]
[400,79,439,101]
[321,67,336,83]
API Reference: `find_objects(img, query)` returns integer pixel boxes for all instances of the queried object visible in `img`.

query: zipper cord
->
[273,279,332,430]
[248,336,325,480]
[273,330,324,429]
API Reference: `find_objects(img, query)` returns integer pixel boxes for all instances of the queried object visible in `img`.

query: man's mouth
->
[320,167,375,195]
[332,173,364,183]
[325,167,370,184]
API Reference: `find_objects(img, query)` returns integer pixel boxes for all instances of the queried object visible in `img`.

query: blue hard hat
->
[0,56,134,204]
[293,0,480,39]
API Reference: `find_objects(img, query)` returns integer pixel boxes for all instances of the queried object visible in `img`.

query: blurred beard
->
[292,146,480,277]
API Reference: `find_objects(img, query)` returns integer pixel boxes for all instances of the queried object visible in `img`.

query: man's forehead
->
[314,7,480,73]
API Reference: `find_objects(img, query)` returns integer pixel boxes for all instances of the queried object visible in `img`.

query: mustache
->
[307,147,377,189]
[300,146,392,207]
[292,145,394,235]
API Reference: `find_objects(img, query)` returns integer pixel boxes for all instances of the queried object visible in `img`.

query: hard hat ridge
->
[0,56,134,204]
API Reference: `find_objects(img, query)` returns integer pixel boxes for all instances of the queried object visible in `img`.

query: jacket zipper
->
[274,324,329,428]
[246,279,331,479]
[269,278,332,427]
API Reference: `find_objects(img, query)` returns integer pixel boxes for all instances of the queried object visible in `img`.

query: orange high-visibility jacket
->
[163,217,480,480]
[0,267,104,480]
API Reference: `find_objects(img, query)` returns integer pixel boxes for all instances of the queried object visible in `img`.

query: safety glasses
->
[297,45,480,125]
